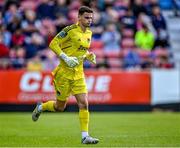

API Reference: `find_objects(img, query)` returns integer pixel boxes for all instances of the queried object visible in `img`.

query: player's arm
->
[84,31,96,64]
[49,29,79,68]
[84,50,96,64]
[49,31,66,56]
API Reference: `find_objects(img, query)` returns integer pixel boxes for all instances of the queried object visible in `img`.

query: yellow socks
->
[79,109,89,132]
[42,101,55,112]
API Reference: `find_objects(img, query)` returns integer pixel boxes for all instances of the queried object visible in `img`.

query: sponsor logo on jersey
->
[58,31,67,38]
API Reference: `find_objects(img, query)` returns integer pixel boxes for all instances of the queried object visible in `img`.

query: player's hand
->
[60,53,79,68]
[86,52,96,64]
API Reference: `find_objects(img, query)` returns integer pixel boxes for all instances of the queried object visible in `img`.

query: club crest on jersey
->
[58,31,67,38]
[78,45,88,51]
[87,38,90,43]
[56,91,61,96]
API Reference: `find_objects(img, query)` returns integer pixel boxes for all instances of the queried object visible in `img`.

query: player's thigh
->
[54,75,71,101]
[71,78,88,95]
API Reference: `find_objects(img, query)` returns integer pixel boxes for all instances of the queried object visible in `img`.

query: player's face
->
[79,12,93,27]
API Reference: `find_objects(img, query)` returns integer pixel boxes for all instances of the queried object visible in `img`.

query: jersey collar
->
[76,22,90,33]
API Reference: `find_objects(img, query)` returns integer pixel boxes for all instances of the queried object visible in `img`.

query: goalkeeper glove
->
[86,52,96,64]
[60,52,79,68]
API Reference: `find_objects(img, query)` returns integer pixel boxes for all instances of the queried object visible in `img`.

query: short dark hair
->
[78,6,93,15]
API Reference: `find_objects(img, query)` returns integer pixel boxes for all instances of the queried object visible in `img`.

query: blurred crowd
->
[0,0,178,71]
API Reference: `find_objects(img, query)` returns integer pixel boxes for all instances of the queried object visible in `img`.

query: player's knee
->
[54,102,66,112]
[54,105,65,112]
[56,107,65,112]
[79,103,88,110]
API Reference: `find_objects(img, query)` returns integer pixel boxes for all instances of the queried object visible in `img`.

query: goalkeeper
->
[32,6,99,144]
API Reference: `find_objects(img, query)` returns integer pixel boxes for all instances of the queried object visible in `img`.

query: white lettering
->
[20,72,42,92]
[95,75,111,92]
[42,75,54,92]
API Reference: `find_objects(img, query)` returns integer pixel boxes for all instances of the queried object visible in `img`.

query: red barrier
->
[0,70,150,104]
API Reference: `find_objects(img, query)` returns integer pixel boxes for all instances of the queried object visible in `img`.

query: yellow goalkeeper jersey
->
[49,23,92,80]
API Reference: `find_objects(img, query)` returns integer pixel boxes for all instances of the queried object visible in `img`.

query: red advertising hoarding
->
[0,70,150,104]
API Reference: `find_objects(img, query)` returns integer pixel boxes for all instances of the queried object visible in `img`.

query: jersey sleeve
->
[49,28,70,56]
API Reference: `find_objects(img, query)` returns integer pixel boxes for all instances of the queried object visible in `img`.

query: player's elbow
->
[49,40,58,54]
[49,39,55,50]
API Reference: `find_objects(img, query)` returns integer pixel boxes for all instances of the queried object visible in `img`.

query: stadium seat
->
[96,57,105,63]
[137,49,152,58]
[117,9,127,18]
[68,10,78,22]
[104,50,122,58]
[121,38,135,48]
[20,1,38,10]
[122,29,134,38]
[121,49,130,57]
[153,48,170,57]
[108,57,122,68]
[90,40,104,50]
[91,48,105,58]
[114,0,130,7]
[159,0,174,10]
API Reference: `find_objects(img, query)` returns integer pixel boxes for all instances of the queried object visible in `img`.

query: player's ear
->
[78,13,81,18]
[78,14,82,21]
[78,14,80,20]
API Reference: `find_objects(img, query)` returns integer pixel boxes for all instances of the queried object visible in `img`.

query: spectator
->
[0,24,11,47]
[141,56,154,69]
[151,6,169,48]
[9,46,26,69]
[0,58,11,70]
[120,9,136,31]
[21,9,41,36]
[123,50,141,69]
[136,12,156,36]
[101,23,121,52]
[24,32,46,59]
[3,2,21,25]
[173,0,180,16]
[0,11,4,25]
[54,13,69,33]
[96,56,110,69]
[11,28,25,47]
[7,15,21,34]
[145,0,159,15]
[53,0,70,26]
[68,0,81,11]
[39,19,58,46]
[131,0,148,18]
[54,0,69,18]
[135,24,155,50]
[154,55,174,69]
[68,0,81,22]
[154,29,169,48]
[151,6,167,31]
[0,33,10,58]
[36,0,55,20]
[103,6,119,24]
[36,49,59,71]
[27,55,43,71]
[91,9,105,40]
[83,60,92,69]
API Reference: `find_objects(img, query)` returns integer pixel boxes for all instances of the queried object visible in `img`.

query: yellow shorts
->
[53,71,87,101]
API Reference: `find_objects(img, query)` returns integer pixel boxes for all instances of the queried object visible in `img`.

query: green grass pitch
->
[0,112,180,147]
